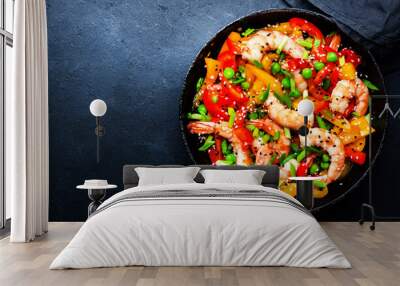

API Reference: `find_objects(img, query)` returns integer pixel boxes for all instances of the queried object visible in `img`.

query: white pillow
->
[200,169,266,185]
[135,167,200,186]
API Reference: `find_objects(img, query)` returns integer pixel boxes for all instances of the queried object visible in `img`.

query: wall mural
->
[47,0,399,221]
[181,10,387,210]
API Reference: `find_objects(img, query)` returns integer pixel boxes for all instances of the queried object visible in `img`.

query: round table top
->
[76,184,117,190]
[288,176,327,181]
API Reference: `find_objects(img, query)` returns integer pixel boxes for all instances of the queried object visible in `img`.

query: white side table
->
[77,180,117,217]
[289,176,327,210]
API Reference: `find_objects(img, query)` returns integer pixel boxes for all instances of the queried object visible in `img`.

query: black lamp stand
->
[95,117,105,163]
[296,115,314,210]
[359,97,375,230]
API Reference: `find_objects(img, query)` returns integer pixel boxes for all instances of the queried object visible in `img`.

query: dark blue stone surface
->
[47,0,400,221]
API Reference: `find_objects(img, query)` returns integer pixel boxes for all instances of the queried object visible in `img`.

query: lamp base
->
[296,180,314,210]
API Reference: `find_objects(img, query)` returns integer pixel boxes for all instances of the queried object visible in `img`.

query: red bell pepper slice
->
[289,17,324,40]
[311,45,327,62]
[202,89,229,121]
[286,57,310,71]
[313,99,330,114]
[226,38,239,54]
[313,63,335,85]
[296,154,316,176]
[339,48,361,67]
[234,107,248,128]
[218,50,237,70]
[208,137,224,164]
[329,68,340,92]
[220,76,248,107]
[309,82,329,100]
[345,147,366,165]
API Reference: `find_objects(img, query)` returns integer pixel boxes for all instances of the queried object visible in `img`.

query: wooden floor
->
[0,222,399,286]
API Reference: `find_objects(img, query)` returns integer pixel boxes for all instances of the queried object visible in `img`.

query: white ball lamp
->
[89,99,107,163]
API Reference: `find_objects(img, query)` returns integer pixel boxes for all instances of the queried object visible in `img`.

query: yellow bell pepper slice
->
[247,79,265,104]
[271,22,293,35]
[313,186,328,199]
[204,58,221,85]
[328,117,352,131]
[340,63,356,80]
[280,182,297,197]
[245,64,283,95]
[347,137,366,151]
[350,116,374,136]
[261,53,279,71]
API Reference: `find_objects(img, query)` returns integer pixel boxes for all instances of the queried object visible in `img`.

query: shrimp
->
[187,121,252,165]
[293,70,308,93]
[238,30,307,62]
[250,118,290,165]
[299,128,345,183]
[330,78,369,116]
[262,92,304,130]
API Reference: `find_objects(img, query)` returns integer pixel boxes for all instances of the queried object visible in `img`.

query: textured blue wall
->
[47,0,400,221]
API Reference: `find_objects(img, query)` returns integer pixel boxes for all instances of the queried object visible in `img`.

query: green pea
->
[241,81,250,90]
[327,52,338,62]
[314,61,325,71]
[289,89,301,98]
[282,77,291,89]
[248,112,258,120]
[310,163,320,175]
[320,162,330,170]
[301,68,312,79]
[271,62,281,75]
[223,67,235,79]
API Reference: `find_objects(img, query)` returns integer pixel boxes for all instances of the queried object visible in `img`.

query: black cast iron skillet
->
[179,8,387,211]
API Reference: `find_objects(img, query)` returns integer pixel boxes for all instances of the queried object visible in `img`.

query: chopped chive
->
[228,107,236,128]
[252,60,263,69]
[290,163,297,177]
[262,134,270,144]
[276,38,288,54]
[241,28,255,37]
[272,131,280,141]
[362,79,379,91]
[284,127,291,139]
[196,77,204,92]
[198,135,215,151]
[252,127,260,138]
[296,39,313,49]
[339,56,345,66]
[259,84,270,102]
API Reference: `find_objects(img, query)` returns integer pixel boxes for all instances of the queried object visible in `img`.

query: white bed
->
[50,180,350,269]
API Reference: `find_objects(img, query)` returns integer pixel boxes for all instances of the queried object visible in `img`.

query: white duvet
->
[50,183,350,269]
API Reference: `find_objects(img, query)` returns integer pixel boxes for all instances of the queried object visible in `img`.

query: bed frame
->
[123,165,280,190]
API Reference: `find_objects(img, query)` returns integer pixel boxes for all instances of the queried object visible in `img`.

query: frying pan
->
[179,8,387,211]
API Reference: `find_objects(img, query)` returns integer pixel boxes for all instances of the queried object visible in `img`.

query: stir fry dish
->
[186,18,379,198]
